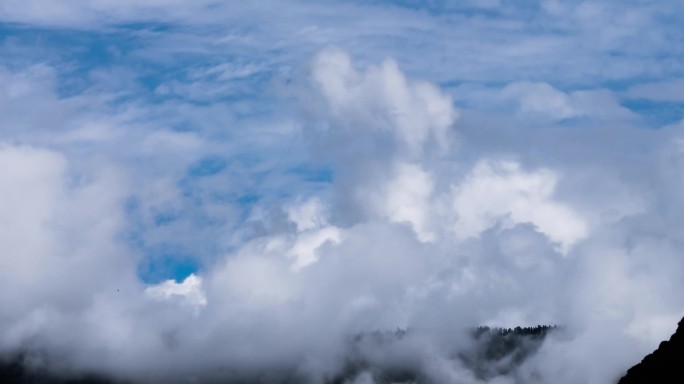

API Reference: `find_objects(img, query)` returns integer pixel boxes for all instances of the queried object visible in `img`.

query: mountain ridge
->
[618,316,684,384]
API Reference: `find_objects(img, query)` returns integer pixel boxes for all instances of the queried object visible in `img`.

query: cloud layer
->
[1,1,684,383]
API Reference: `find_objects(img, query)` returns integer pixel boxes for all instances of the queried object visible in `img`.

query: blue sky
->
[1,1,684,383]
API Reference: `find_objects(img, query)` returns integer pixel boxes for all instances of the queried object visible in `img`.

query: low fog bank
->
[1,326,562,384]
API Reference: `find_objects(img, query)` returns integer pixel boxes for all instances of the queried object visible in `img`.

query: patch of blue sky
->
[116,22,179,33]
[123,196,142,218]
[137,64,280,114]
[622,100,684,128]
[1,23,280,111]
[237,194,260,205]
[180,158,259,210]
[153,212,179,227]
[188,156,228,177]
[137,251,200,284]
[175,154,332,226]
[126,205,224,283]
[342,0,529,16]
[154,82,277,110]
[0,25,143,91]
[288,164,334,184]
[122,194,214,283]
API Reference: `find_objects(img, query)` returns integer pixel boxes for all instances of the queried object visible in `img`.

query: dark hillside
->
[0,354,116,384]
[618,317,684,384]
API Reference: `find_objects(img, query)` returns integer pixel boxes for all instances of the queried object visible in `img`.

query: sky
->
[1,0,684,383]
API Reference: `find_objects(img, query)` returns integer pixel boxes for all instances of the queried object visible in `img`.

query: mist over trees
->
[1,325,561,384]
[6,320,682,384]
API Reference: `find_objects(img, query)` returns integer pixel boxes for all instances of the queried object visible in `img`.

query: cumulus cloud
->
[452,159,587,254]
[145,274,208,312]
[0,145,133,314]
[308,48,456,160]
[373,162,436,242]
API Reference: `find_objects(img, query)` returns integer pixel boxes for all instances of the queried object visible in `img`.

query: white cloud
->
[372,162,436,242]
[310,47,456,159]
[145,274,208,312]
[452,159,587,253]
[502,81,578,120]
[0,145,68,282]
[1,1,684,380]
[0,143,136,353]
[286,197,330,232]
[501,81,634,121]
[213,248,297,305]
[287,226,342,270]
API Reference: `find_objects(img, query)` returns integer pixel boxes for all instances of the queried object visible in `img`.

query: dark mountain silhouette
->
[618,316,684,384]
[0,353,117,384]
